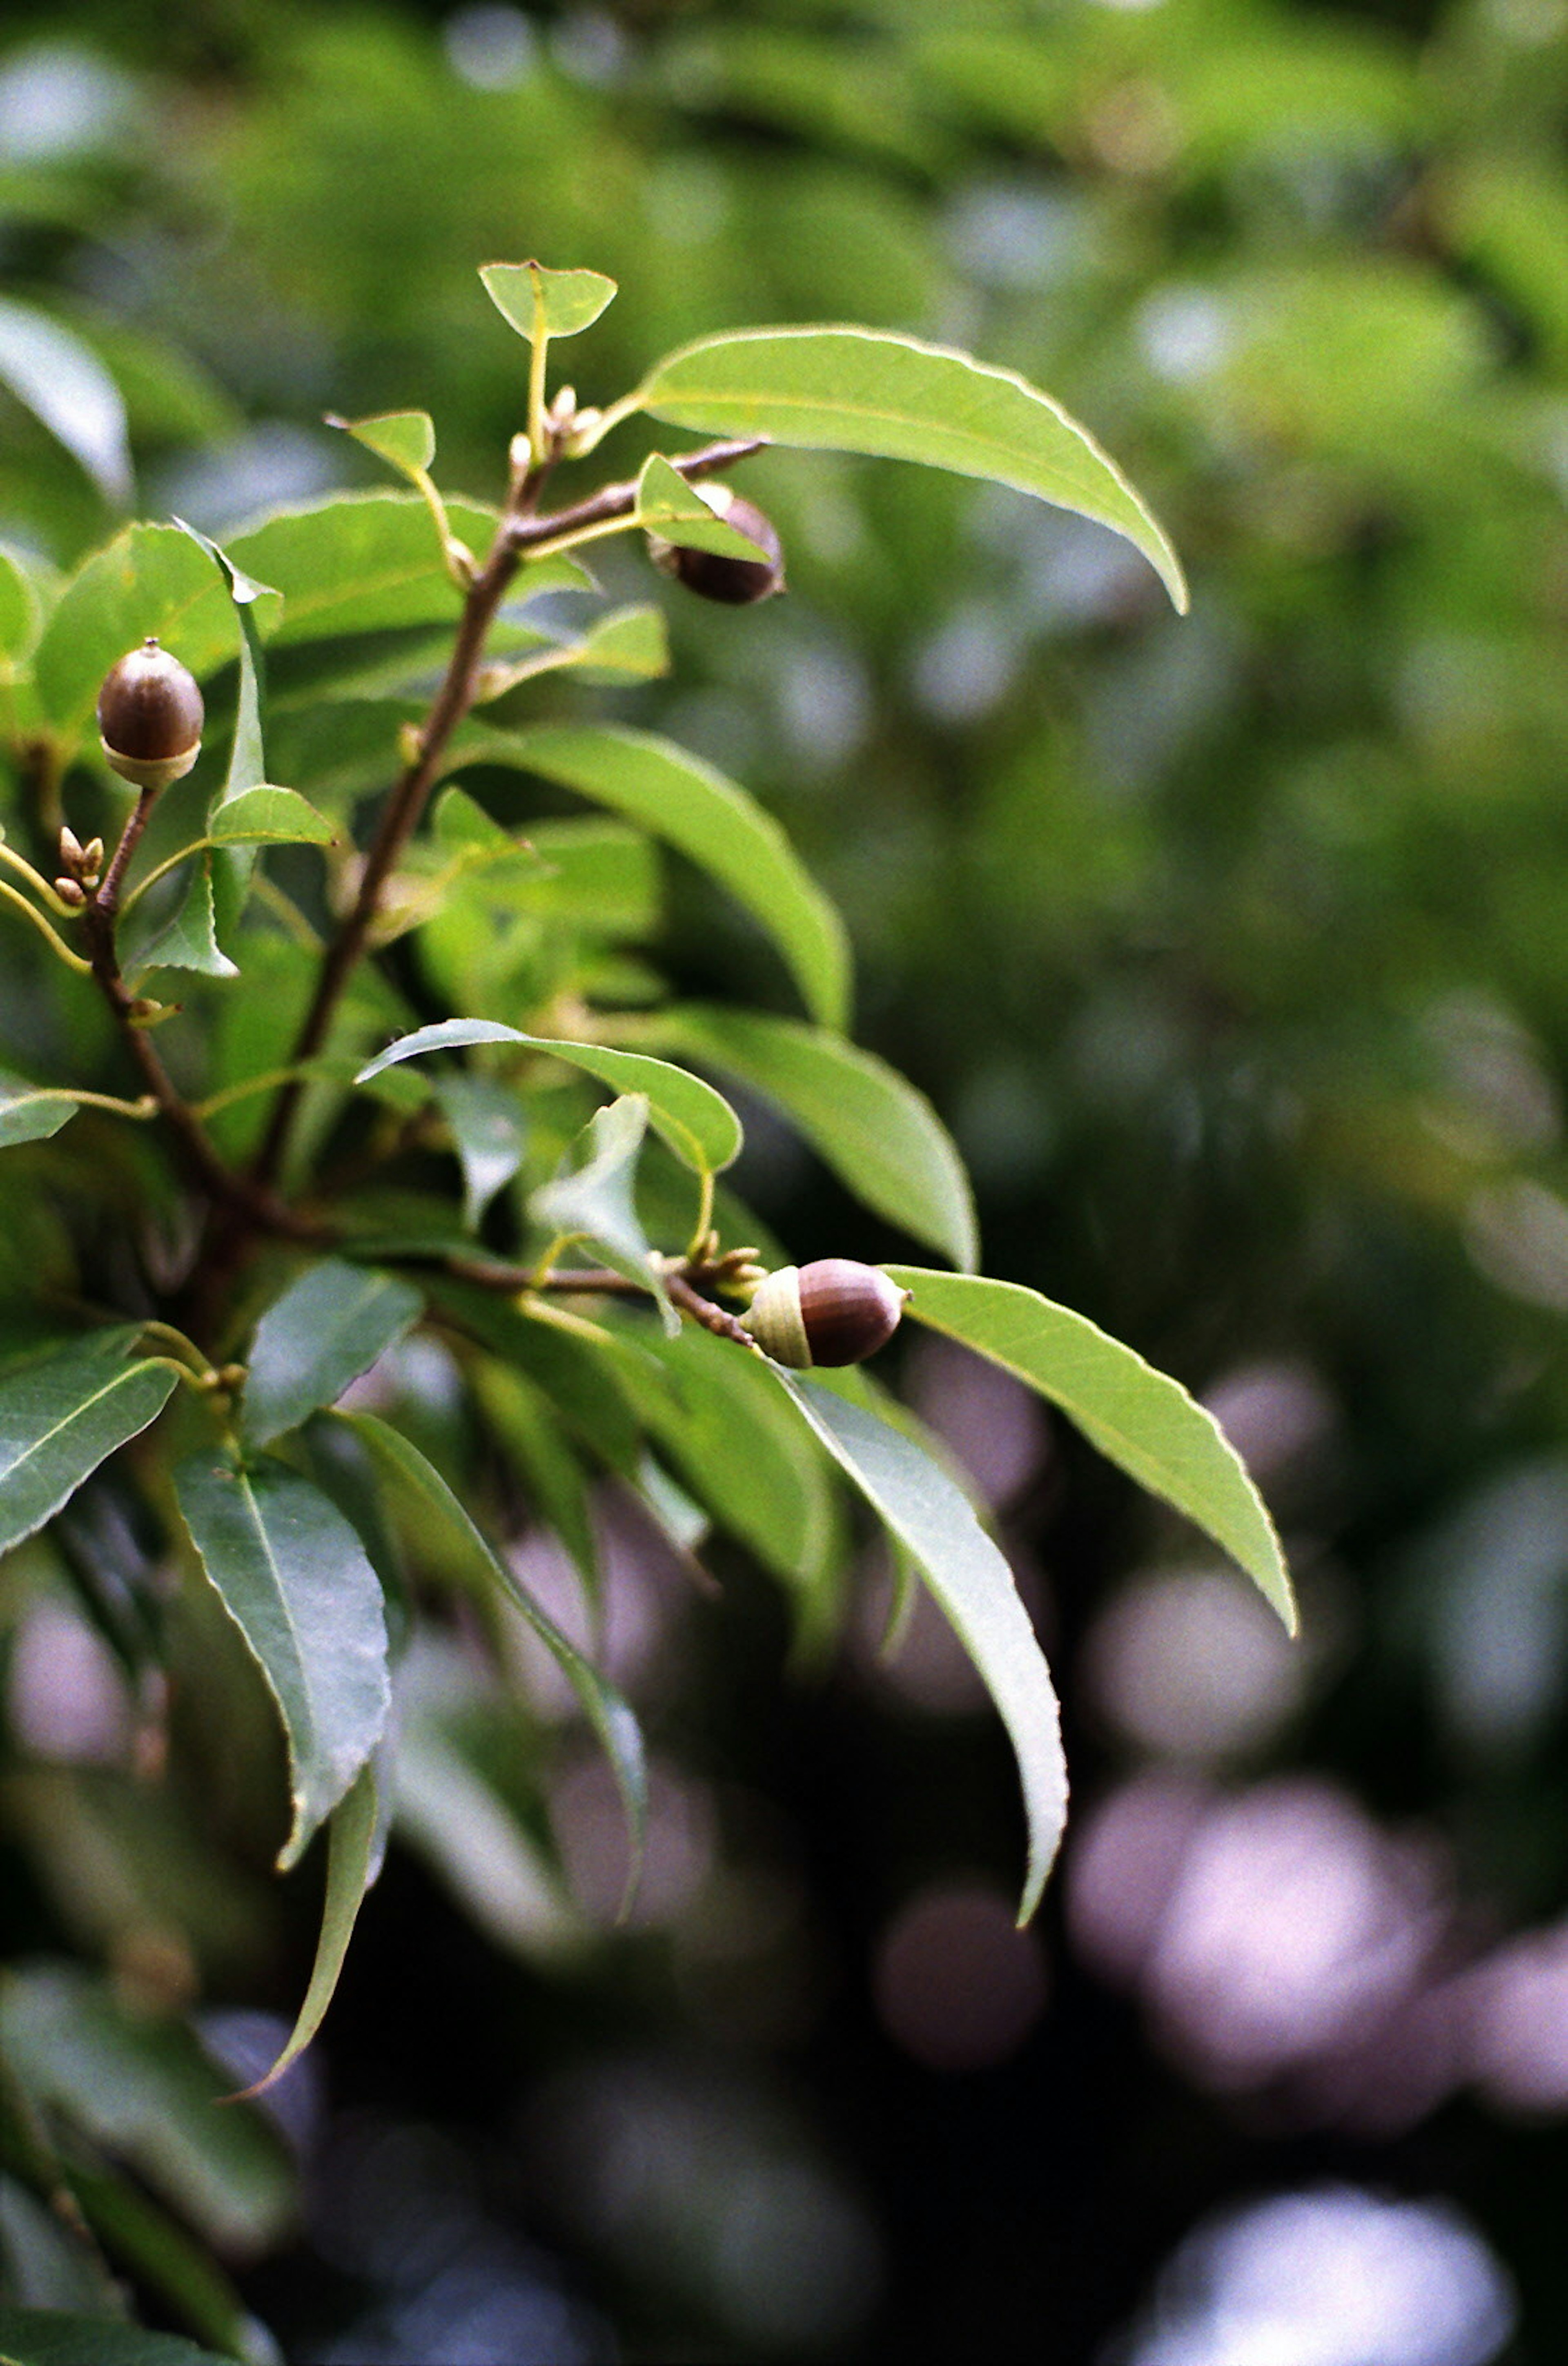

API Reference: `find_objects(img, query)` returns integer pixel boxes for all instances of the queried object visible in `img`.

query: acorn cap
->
[649,491,785,606]
[742,1259,908,1368]
[96,637,204,791]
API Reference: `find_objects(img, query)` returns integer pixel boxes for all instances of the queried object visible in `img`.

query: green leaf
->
[655,1005,978,1271]
[0,296,131,505]
[0,1332,178,1559]
[129,860,238,981]
[775,1374,1067,1920]
[0,2306,234,2366]
[430,1074,529,1230]
[0,544,45,665]
[174,1452,392,1867]
[530,1096,678,1335]
[357,1020,742,1175]
[479,261,617,342]
[334,408,436,478]
[634,325,1187,611]
[568,603,670,682]
[0,1073,87,1149]
[207,786,335,847]
[339,1411,647,1878]
[225,492,585,648]
[634,454,776,558]
[34,525,275,742]
[241,1761,381,2098]
[444,724,850,1032]
[0,1965,294,2255]
[639,1324,842,1623]
[885,1268,1296,1631]
[242,1259,423,1448]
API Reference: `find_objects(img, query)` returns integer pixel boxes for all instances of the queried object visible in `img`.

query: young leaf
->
[480,261,617,342]
[430,1074,529,1230]
[530,1095,678,1335]
[241,1259,424,1448]
[0,1073,91,1149]
[207,785,335,846]
[357,1020,742,1175]
[653,1005,978,1271]
[773,1372,1068,1920]
[443,723,851,1032]
[175,1451,392,1868]
[127,860,238,982]
[239,1759,381,2099]
[339,1410,647,1876]
[634,453,777,558]
[634,325,1187,611]
[334,408,437,478]
[0,1332,179,1560]
[884,1267,1296,1632]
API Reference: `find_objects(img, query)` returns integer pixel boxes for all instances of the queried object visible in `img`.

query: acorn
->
[96,638,204,791]
[741,1259,908,1368]
[648,488,785,606]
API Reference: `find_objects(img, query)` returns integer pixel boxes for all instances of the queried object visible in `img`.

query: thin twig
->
[248,434,767,1196]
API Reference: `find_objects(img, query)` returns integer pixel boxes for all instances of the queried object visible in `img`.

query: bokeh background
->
[4,0,1568,2358]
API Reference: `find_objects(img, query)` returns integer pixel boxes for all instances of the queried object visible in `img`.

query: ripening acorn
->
[648,487,785,606]
[96,638,204,791]
[742,1259,909,1368]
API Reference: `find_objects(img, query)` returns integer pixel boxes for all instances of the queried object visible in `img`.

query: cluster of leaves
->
[0,251,1292,2359]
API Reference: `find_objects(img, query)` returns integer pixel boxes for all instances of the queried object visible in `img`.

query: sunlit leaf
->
[443,723,851,1031]
[479,260,617,341]
[654,1005,978,1270]
[886,1268,1296,1631]
[634,453,776,558]
[207,786,335,846]
[773,1374,1067,1920]
[357,1018,742,1175]
[333,408,436,478]
[634,324,1187,610]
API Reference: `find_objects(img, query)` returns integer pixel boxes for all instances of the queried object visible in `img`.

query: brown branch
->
[80,842,325,1247]
[414,1249,759,1347]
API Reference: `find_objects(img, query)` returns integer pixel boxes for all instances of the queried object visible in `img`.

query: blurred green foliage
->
[3,0,1568,2358]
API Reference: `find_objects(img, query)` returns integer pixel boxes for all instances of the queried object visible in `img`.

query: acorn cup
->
[648,488,785,606]
[96,638,204,791]
[741,1259,909,1368]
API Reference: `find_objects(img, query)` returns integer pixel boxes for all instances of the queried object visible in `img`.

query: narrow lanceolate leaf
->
[480,261,617,342]
[0,2307,235,2366]
[635,325,1187,612]
[175,1453,392,1868]
[885,1267,1296,1632]
[775,1374,1067,1921]
[241,1760,381,2098]
[655,1005,978,1271]
[0,1072,87,1148]
[531,1096,678,1336]
[0,1332,178,1559]
[340,1411,648,1880]
[443,723,851,1032]
[242,1259,424,1448]
[357,1020,742,1175]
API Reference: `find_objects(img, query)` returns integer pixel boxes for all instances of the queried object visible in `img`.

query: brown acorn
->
[648,489,785,606]
[96,638,204,791]
[741,1259,908,1368]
